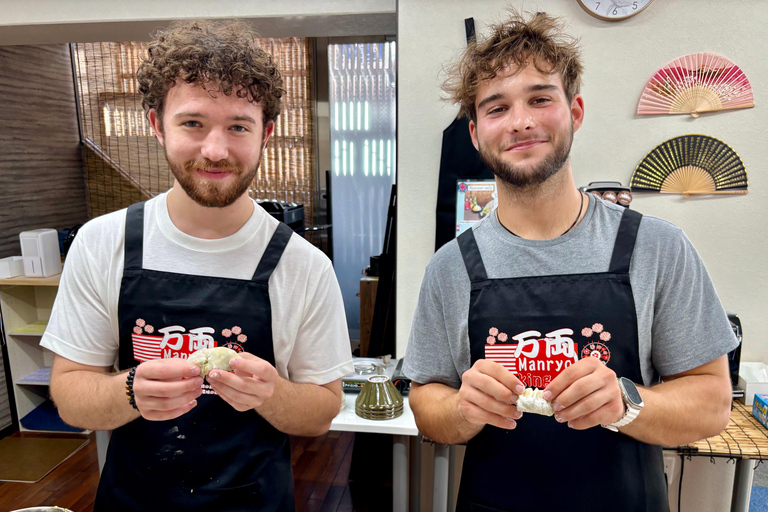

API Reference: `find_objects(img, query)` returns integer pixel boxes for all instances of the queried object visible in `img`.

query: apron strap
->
[457,228,489,282]
[252,222,294,282]
[124,201,146,271]
[608,208,643,274]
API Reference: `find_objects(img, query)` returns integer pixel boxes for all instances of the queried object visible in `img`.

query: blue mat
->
[751,486,768,512]
[20,400,84,433]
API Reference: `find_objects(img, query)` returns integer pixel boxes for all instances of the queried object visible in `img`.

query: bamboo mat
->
[676,401,768,460]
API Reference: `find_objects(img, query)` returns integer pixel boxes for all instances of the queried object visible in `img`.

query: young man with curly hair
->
[42,20,353,511]
[403,10,737,512]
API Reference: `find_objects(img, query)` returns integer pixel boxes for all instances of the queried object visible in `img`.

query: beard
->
[165,150,260,208]
[477,122,574,190]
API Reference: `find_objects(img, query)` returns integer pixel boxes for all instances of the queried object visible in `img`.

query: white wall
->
[397,0,768,365]
[3,0,765,362]
[0,0,395,43]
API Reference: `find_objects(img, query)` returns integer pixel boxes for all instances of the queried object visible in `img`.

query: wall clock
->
[577,0,655,21]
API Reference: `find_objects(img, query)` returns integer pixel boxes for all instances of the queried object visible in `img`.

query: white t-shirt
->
[41,192,354,385]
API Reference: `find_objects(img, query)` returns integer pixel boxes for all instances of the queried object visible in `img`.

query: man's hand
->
[459,359,524,430]
[207,352,279,412]
[543,357,624,429]
[132,358,203,421]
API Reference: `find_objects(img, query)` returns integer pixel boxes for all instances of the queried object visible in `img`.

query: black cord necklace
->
[496,192,584,238]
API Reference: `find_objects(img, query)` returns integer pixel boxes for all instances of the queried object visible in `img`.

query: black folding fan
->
[630,134,748,197]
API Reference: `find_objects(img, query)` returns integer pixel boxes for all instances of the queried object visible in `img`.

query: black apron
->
[95,202,296,512]
[455,208,668,512]
[435,116,494,252]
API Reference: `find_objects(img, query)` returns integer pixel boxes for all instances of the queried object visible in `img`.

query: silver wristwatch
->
[602,376,644,432]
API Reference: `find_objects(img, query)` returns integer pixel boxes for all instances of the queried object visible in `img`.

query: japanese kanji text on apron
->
[455,208,668,512]
[95,202,295,512]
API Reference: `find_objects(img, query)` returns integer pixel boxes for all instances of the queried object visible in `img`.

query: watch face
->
[577,0,655,21]
[620,377,643,405]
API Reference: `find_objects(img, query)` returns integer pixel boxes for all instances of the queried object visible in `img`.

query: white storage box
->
[0,256,24,278]
[738,362,768,405]
[19,229,61,277]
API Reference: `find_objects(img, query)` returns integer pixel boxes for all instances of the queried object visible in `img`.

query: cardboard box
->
[753,394,768,429]
[738,362,768,405]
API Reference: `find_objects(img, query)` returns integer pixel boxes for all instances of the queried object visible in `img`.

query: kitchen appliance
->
[391,358,411,395]
[727,312,744,400]
[19,229,61,277]
[580,181,633,207]
[257,200,305,235]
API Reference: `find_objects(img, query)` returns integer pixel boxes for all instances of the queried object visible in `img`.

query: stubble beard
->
[477,121,574,191]
[165,149,261,208]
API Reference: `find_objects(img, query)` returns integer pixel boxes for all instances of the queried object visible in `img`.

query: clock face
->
[577,0,655,21]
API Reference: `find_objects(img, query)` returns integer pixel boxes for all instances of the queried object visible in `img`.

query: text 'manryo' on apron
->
[455,208,668,512]
[95,202,296,512]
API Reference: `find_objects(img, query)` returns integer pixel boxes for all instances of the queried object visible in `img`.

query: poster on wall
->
[456,179,497,237]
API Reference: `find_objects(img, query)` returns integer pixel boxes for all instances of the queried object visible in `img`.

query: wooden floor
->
[0,430,380,512]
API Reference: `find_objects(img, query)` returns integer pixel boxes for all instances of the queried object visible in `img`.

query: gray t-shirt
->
[404,194,739,388]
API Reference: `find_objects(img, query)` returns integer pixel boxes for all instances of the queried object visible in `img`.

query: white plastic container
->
[0,256,24,279]
[19,229,61,277]
[738,362,768,405]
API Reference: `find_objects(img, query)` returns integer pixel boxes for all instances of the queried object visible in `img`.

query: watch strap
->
[610,404,641,428]
[601,378,643,432]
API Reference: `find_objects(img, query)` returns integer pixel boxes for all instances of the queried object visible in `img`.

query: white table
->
[331,392,421,512]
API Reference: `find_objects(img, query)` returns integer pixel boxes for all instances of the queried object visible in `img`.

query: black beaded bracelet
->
[125,366,139,411]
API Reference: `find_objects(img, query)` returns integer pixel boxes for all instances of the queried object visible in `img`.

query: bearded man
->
[43,19,353,512]
[404,10,737,512]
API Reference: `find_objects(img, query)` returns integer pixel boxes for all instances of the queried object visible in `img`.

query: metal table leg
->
[95,429,111,474]
[394,434,409,512]
[433,443,450,512]
[410,435,422,512]
[447,445,456,512]
[731,459,756,512]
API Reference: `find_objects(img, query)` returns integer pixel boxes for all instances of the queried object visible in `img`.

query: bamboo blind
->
[678,401,768,460]
[73,39,316,224]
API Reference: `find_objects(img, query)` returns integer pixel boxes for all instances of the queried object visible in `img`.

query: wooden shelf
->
[1,280,60,432]
[0,274,60,287]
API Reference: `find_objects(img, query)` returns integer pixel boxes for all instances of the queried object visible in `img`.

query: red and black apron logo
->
[131,318,248,361]
[485,323,613,388]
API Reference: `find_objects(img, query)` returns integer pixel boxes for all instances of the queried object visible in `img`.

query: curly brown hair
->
[137,19,285,129]
[443,10,583,122]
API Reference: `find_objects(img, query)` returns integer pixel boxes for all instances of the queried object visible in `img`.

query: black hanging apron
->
[455,209,668,512]
[434,116,494,252]
[95,202,296,512]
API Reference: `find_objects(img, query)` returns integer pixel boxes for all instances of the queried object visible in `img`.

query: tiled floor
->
[751,462,768,512]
